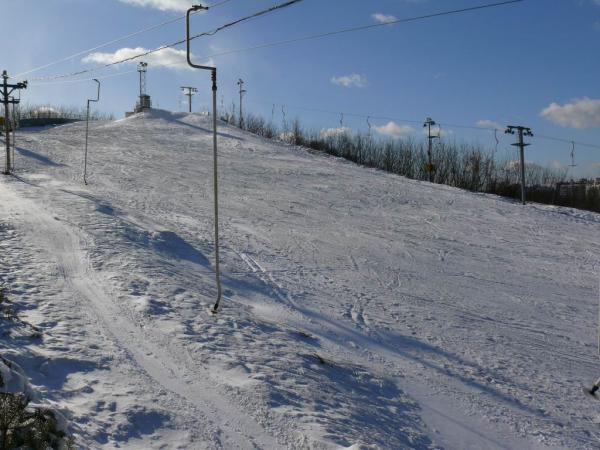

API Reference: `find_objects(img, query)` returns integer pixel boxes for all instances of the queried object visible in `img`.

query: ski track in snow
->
[1,110,599,449]
[0,179,284,449]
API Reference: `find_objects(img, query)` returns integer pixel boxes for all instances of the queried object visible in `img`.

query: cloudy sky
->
[1,0,599,177]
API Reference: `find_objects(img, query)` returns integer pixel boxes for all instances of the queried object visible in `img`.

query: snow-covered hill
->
[1,110,599,449]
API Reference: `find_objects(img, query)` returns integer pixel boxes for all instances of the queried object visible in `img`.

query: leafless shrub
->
[230,111,600,211]
[17,103,114,122]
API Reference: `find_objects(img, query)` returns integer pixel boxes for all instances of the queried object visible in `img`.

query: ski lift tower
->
[135,62,151,112]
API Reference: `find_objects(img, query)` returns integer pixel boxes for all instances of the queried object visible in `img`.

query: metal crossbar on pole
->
[187,5,223,314]
[84,79,101,185]
[505,125,533,205]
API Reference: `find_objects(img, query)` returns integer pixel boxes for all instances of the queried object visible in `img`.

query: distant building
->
[556,178,600,198]
[135,94,152,113]
[124,95,152,117]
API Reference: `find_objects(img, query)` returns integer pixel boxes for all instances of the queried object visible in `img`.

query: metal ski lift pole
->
[187,4,223,313]
[83,78,100,185]
[237,78,246,128]
[505,125,532,205]
[423,117,438,182]
[281,105,287,132]
[2,71,27,175]
[493,128,499,155]
[586,278,600,397]
[12,90,21,172]
[2,71,9,175]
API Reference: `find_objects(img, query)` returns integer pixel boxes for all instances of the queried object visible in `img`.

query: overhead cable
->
[28,0,304,82]
[14,0,239,79]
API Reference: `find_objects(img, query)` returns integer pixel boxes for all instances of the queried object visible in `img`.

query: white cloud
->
[540,97,600,129]
[32,106,60,116]
[477,119,502,129]
[83,47,212,71]
[118,0,192,12]
[330,74,368,88]
[320,127,351,138]
[374,121,414,139]
[372,13,397,24]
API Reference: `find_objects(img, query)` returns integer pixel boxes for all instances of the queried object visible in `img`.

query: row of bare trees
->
[15,103,114,123]
[226,112,598,212]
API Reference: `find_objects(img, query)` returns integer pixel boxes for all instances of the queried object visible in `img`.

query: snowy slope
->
[1,110,599,449]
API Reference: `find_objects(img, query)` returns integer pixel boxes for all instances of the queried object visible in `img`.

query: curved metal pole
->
[11,90,21,172]
[84,79,100,185]
[493,128,499,155]
[3,71,10,175]
[187,5,223,313]
[518,128,526,205]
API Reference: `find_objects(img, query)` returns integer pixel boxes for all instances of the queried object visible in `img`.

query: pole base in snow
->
[583,386,600,400]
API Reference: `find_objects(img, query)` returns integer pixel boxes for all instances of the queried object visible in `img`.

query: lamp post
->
[83,79,100,185]
[187,4,223,313]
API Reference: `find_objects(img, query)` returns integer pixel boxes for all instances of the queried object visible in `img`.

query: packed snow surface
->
[1,110,599,449]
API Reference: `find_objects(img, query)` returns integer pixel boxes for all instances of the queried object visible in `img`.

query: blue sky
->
[2,0,599,177]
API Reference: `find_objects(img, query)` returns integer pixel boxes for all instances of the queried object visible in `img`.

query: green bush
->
[0,392,70,449]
